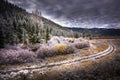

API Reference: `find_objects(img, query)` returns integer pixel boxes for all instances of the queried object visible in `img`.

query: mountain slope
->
[0,0,77,48]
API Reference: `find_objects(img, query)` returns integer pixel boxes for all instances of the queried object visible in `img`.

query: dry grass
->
[47,54,76,63]
[93,42,108,53]
[55,44,68,54]
[94,39,120,63]
[80,50,91,57]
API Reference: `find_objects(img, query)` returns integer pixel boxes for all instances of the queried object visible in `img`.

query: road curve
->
[0,42,114,74]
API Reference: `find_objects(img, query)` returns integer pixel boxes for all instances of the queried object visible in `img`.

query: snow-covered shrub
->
[46,47,57,57]
[72,41,90,49]
[0,49,36,65]
[66,45,76,54]
[36,46,57,58]
[16,50,36,63]
[47,36,61,47]
[36,46,49,58]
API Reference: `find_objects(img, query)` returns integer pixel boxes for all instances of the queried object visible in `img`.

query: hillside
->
[42,17,73,37]
[0,0,78,48]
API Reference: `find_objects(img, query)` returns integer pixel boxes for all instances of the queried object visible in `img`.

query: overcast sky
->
[8,0,120,28]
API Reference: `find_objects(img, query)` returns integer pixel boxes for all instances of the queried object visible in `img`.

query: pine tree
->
[74,32,79,38]
[45,27,50,43]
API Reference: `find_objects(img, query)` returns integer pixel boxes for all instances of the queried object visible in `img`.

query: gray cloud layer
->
[8,0,120,28]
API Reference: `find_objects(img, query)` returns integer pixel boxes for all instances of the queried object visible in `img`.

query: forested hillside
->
[0,0,79,48]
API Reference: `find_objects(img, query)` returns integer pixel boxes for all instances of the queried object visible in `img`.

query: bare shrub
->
[36,46,57,58]
[16,50,36,63]
[66,45,76,54]
[72,41,89,49]
[0,49,36,65]
[36,46,48,58]
[47,47,57,57]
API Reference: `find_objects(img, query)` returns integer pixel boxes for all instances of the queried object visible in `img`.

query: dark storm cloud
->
[8,0,120,28]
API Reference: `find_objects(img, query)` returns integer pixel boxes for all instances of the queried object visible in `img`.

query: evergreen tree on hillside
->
[74,32,79,38]
[45,27,50,43]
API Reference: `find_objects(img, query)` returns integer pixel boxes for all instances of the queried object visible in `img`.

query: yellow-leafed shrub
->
[55,44,68,54]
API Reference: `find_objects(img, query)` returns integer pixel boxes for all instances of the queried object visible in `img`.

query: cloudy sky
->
[8,0,120,28]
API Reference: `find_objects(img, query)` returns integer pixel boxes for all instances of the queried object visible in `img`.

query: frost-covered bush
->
[72,41,90,49]
[0,49,36,65]
[36,46,57,58]
[47,36,61,47]
[36,46,49,58]
[66,45,76,54]
[47,47,57,57]
[16,50,36,63]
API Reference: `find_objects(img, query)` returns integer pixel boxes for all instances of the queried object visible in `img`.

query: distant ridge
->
[68,27,120,36]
